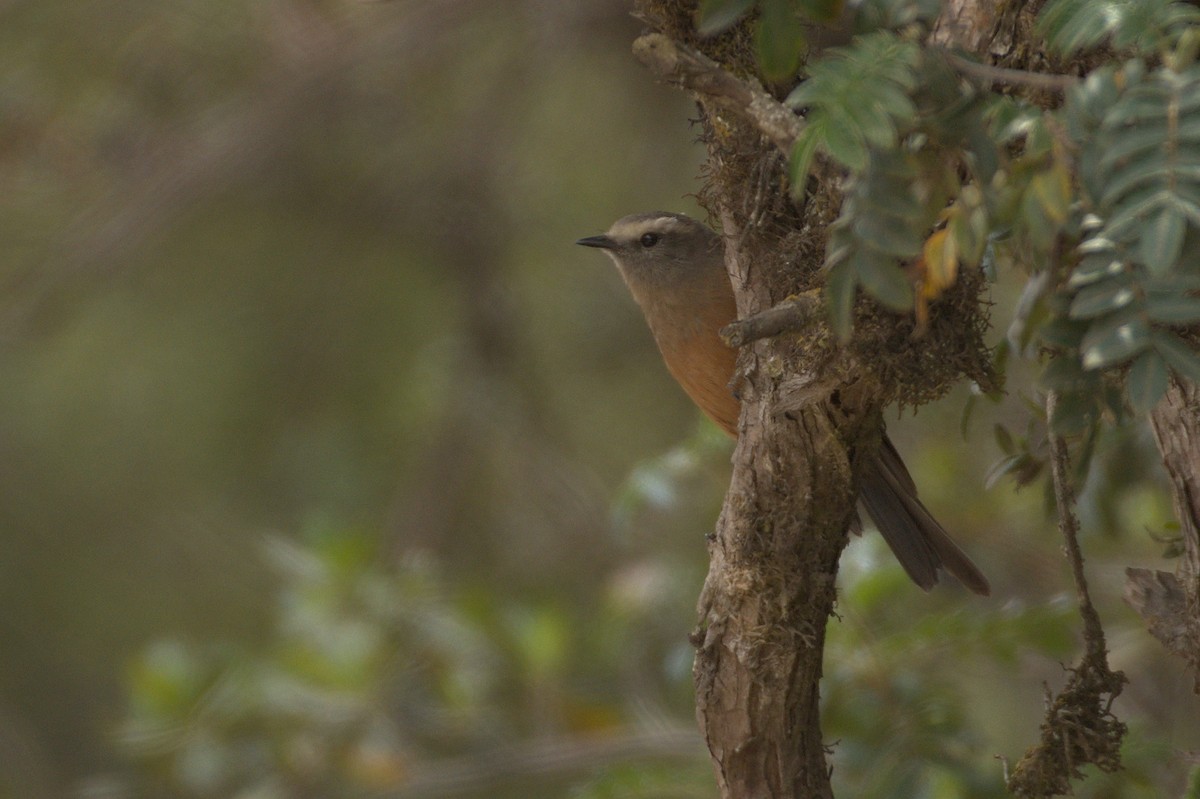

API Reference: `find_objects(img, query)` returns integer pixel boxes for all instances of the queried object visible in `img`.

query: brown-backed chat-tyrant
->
[578,212,989,595]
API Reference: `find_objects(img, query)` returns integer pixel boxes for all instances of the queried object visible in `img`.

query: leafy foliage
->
[696,0,941,81]
[756,0,809,80]
[101,527,713,798]
[786,31,920,176]
[739,0,1200,429]
[112,532,497,798]
[824,148,927,338]
[1040,59,1200,423]
[1038,0,1200,56]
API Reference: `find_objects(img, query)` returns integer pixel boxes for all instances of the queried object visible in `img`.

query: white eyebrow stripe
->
[609,216,684,240]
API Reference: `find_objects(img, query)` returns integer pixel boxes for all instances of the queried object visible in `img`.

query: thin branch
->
[1044,392,1106,653]
[941,50,1079,93]
[719,292,821,348]
[632,33,803,156]
[1007,392,1127,796]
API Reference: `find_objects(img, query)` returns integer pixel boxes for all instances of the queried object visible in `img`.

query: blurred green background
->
[0,2,1196,797]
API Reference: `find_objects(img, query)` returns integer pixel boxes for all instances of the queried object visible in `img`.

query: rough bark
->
[690,206,870,799]
[1131,379,1200,691]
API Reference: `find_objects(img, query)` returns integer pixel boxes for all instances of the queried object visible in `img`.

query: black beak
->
[576,234,615,249]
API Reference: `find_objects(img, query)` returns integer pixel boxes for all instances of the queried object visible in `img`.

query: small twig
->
[719,292,821,348]
[941,50,1079,93]
[632,33,803,156]
[1045,391,1106,655]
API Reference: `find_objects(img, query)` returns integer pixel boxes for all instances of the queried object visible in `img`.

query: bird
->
[577,211,990,595]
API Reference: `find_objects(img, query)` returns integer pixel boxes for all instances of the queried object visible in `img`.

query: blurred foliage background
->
[0,1,1197,797]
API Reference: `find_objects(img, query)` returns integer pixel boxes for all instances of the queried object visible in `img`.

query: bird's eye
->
[640,232,660,248]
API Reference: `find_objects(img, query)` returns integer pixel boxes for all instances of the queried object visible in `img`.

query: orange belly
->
[659,331,740,437]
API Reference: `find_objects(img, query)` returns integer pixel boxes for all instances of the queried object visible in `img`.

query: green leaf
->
[821,109,869,170]
[854,253,914,311]
[1068,277,1137,319]
[1049,389,1099,437]
[852,209,924,257]
[1115,2,1200,50]
[841,92,904,149]
[963,118,1000,183]
[1127,349,1170,414]
[990,97,1046,145]
[1145,290,1200,323]
[1099,147,1172,209]
[1008,271,1052,354]
[1098,122,1169,169]
[1040,317,1089,349]
[1139,203,1187,273]
[1038,0,1200,55]
[1081,313,1151,369]
[1068,252,1125,289]
[696,0,756,35]
[1029,162,1072,223]
[826,258,858,341]
[1153,329,1200,382]
[798,0,843,23]
[1067,66,1121,133]
[994,423,1015,455]
[790,121,826,189]
[757,0,807,81]
[1040,355,1099,391]
[1039,0,1113,54]
[1105,80,1172,126]
[783,32,918,172]
[985,453,1031,489]
[1101,187,1172,241]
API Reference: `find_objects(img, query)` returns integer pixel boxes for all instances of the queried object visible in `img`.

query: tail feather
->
[858,436,991,596]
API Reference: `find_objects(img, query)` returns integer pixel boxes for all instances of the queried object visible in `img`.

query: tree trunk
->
[1128,379,1200,691]
[691,205,872,799]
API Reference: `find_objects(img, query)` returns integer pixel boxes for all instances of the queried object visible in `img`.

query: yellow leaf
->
[1030,159,1071,223]
[921,229,959,299]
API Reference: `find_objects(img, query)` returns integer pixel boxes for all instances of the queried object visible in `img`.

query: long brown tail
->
[857,435,991,595]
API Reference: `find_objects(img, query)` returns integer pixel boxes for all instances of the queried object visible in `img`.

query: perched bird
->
[578,212,989,595]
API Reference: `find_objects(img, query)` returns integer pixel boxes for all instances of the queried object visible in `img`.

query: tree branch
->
[632,33,803,156]
[1006,392,1126,796]
[1045,392,1106,652]
[939,50,1079,93]
[719,292,821,348]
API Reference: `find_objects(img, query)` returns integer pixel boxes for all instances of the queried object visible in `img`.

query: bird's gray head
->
[576,212,722,285]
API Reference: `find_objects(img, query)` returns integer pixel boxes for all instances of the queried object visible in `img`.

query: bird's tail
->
[857,436,991,596]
